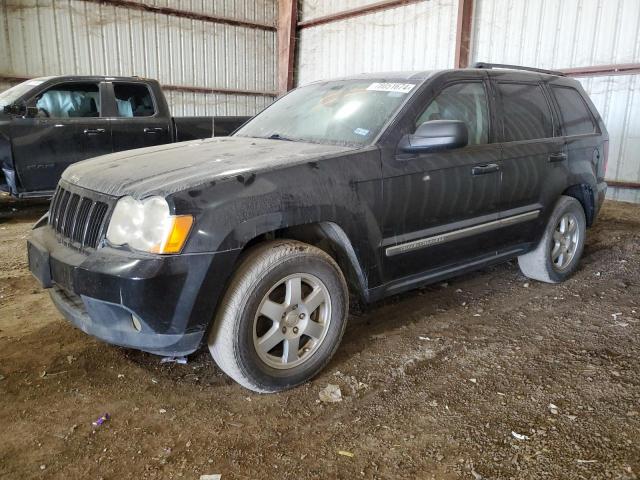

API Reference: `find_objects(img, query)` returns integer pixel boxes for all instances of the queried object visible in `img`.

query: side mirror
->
[399,120,468,154]
[3,102,26,116]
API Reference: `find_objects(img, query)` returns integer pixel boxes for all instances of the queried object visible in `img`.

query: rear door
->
[11,81,111,193]
[492,76,567,250]
[108,81,172,151]
[380,72,503,285]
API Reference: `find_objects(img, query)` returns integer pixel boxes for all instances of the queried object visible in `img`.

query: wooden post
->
[278,0,297,93]
[454,0,474,68]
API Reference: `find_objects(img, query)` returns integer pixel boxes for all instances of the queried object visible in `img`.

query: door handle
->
[471,163,500,175]
[83,128,105,135]
[549,152,567,162]
[144,127,164,134]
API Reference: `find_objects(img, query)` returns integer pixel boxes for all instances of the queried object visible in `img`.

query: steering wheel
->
[37,107,50,118]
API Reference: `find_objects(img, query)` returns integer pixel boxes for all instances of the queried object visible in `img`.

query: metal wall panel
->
[579,74,640,202]
[471,0,640,69]
[297,0,458,86]
[0,0,277,115]
[165,90,272,116]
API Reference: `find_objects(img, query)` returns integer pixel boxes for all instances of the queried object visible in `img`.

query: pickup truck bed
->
[0,76,250,197]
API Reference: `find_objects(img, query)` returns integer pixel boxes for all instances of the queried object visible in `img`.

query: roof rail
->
[472,62,565,76]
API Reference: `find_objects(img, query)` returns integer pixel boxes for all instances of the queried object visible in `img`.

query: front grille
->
[49,185,111,251]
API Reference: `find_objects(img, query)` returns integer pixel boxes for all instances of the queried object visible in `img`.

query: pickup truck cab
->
[28,65,608,392]
[0,76,249,197]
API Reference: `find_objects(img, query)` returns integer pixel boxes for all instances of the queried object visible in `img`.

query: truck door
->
[108,82,172,151]
[11,81,111,194]
[380,73,503,286]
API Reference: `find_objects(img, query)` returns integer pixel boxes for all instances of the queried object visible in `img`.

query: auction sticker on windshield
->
[366,83,415,93]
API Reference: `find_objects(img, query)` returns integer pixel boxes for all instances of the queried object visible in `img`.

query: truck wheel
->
[208,240,348,393]
[518,195,586,283]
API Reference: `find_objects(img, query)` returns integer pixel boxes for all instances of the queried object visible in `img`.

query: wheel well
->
[238,223,367,306]
[563,184,595,227]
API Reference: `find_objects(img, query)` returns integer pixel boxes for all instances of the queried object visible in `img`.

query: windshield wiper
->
[267,133,293,141]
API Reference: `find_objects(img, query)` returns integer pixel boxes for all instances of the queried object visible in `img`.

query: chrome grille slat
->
[48,185,111,252]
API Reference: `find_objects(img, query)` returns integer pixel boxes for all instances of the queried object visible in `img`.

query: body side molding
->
[385,210,540,257]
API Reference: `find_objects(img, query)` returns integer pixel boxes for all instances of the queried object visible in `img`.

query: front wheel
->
[518,195,587,283]
[208,240,348,393]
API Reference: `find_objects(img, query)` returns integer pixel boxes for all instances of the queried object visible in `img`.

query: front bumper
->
[28,225,240,356]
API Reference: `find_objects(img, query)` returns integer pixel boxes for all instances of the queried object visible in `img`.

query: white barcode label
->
[366,82,415,93]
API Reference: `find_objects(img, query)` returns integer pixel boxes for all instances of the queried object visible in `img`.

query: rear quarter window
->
[497,83,553,142]
[552,86,596,136]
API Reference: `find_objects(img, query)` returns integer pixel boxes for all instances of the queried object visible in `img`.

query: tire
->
[517,195,586,283]
[208,240,349,393]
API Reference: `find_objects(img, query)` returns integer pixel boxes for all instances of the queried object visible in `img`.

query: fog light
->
[131,314,143,332]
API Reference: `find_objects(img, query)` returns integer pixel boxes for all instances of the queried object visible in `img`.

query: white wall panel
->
[297,0,458,86]
[471,0,640,69]
[0,0,277,115]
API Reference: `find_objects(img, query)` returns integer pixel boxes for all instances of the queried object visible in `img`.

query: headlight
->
[106,196,193,254]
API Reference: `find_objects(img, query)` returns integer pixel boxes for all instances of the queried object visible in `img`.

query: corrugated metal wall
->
[471,0,640,202]
[296,0,458,86]
[0,0,277,116]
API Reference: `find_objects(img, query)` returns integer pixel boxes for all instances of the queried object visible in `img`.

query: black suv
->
[28,64,608,392]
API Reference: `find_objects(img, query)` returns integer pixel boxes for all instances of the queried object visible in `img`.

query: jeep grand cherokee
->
[28,64,608,392]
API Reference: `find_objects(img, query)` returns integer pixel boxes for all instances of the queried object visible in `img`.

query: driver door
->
[380,74,503,286]
[11,81,111,193]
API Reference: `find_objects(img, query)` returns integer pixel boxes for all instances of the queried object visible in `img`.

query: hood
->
[62,136,355,198]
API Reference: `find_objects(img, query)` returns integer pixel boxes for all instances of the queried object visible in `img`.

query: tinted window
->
[35,83,100,118]
[498,83,553,141]
[114,83,155,117]
[552,86,595,136]
[415,82,489,145]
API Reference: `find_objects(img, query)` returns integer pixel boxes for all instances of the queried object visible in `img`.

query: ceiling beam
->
[277,0,298,93]
[297,0,424,29]
[81,0,276,31]
[454,0,474,68]
[561,63,640,78]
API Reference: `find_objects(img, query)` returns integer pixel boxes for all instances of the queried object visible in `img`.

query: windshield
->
[0,79,46,108]
[235,79,419,146]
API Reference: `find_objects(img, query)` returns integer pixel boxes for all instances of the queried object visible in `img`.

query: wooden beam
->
[561,63,640,78]
[297,0,423,29]
[454,0,474,68]
[80,0,275,31]
[278,0,298,93]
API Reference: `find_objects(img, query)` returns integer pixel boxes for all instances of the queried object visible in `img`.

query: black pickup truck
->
[28,65,608,393]
[0,76,249,197]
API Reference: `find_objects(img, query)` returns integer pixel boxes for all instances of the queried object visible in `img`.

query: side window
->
[552,86,596,136]
[35,83,100,118]
[415,82,489,145]
[113,83,155,117]
[498,83,553,141]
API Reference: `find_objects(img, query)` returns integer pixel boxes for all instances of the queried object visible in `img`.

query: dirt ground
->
[0,195,638,480]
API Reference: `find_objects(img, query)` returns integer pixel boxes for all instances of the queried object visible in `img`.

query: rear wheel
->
[208,240,348,392]
[518,195,586,283]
